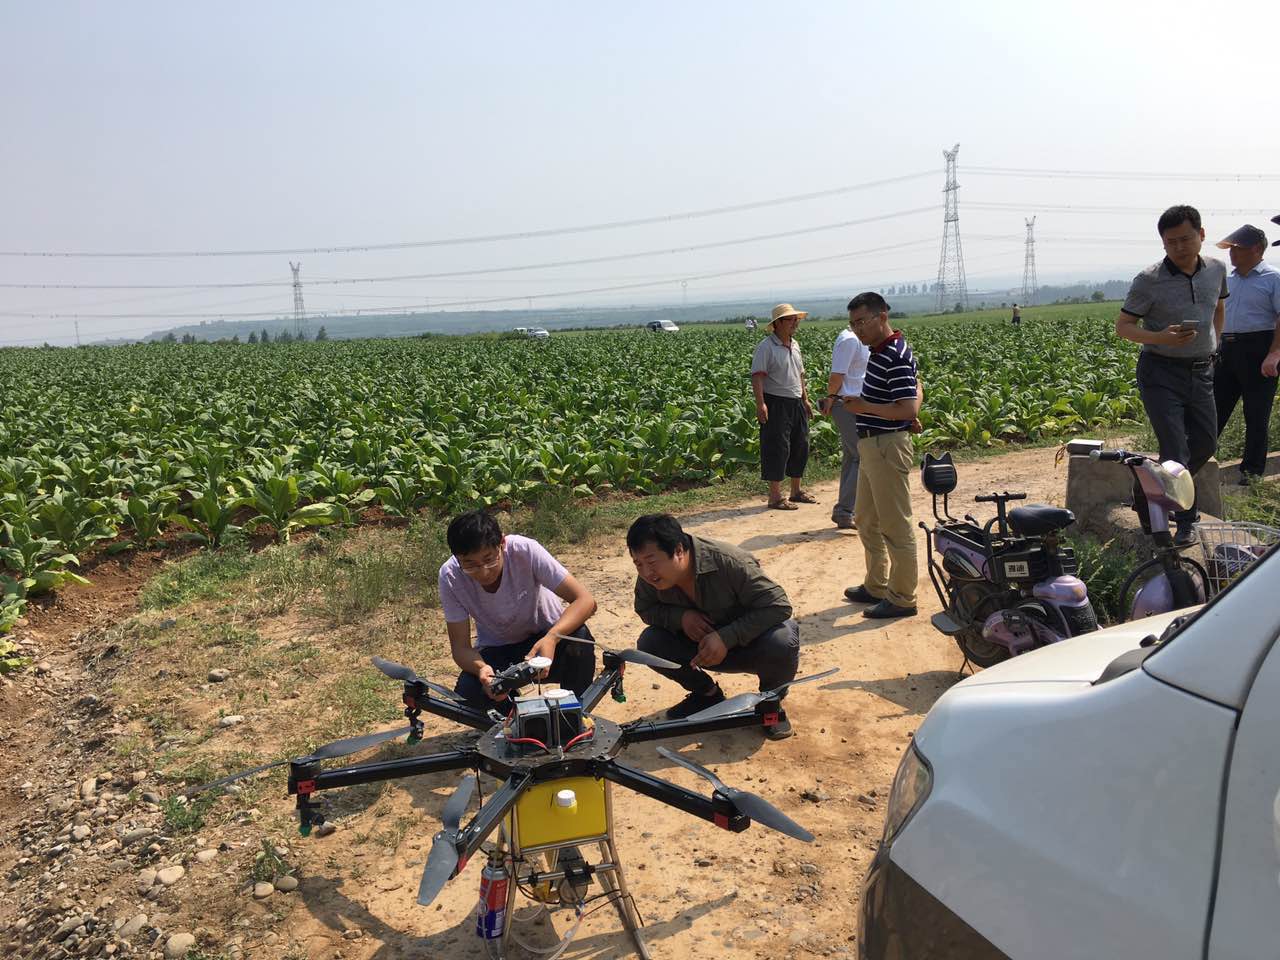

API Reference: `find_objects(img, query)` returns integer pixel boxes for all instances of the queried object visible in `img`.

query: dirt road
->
[283,446,1071,960]
[0,445,1072,960]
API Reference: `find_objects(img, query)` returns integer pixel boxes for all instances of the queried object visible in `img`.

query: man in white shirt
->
[819,313,871,529]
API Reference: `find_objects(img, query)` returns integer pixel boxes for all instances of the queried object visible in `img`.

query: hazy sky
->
[2,1,1277,345]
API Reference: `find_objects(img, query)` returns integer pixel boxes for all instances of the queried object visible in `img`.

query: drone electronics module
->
[191,639,836,958]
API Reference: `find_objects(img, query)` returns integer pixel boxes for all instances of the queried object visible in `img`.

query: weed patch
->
[161,791,219,834]
[141,548,255,609]
[1067,534,1142,625]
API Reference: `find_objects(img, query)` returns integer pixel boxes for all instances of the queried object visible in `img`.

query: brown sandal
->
[767,499,799,511]
[789,491,818,504]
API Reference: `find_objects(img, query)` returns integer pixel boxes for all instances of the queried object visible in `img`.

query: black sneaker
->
[664,685,725,720]
[763,715,794,741]
[863,599,917,619]
[1174,521,1198,546]
[843,584,878,604]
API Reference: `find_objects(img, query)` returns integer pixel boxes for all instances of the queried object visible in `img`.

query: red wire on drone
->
[564,729,595,750]
[505,737,549,750]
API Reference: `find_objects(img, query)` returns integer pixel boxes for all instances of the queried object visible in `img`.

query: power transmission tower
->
[74,320,81,347]
[290,261,306,338]
[1021,217,1038,306]
[934,143,969,313]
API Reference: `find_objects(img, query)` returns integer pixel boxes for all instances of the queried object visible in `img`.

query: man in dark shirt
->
[841,293,922,619]
[1115,205,1228,543]
[628,513,800,739]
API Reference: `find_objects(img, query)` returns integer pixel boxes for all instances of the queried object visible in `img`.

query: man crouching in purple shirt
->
[441,510,598,711]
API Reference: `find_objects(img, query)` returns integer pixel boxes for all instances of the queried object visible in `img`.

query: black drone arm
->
[454,771,533,870]
[405,685,495,732]
[598,758,748,832]
[288,748,481,796]
[580,658,625,713]
[618,702,779,744]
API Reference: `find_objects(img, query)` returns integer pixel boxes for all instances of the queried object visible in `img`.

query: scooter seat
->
[1008,504,1075,536]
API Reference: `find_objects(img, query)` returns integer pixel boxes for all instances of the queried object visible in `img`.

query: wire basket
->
[1194,521,1280,597]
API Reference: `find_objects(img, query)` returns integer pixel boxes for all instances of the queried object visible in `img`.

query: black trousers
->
[636,619,800,695]
[1215,331,1278,476]
[453,624,597,712]
[1136,352,1217,522]
[760,394,809,482]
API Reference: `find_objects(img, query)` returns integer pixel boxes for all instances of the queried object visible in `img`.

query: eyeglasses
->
[459,553,502,574]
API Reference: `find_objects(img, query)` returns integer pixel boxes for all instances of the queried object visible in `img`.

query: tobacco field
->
[0,308,1143,644]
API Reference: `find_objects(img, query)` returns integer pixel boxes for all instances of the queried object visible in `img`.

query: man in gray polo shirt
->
[1213,223,1280,484]
[751,303,815,510]
[1116,204,1229,543]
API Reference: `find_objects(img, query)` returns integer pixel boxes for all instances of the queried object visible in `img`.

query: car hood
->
[954,609,1191,688]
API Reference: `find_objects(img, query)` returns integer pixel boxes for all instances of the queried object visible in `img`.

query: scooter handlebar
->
[1090,449,1129,462]
[974,492,1027,503]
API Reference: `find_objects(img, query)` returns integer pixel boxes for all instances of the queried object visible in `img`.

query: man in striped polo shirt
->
[840,293,921,619]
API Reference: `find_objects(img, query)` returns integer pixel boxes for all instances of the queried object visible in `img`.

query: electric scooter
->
[920,452,1099,669]
[1089,449,1208,618]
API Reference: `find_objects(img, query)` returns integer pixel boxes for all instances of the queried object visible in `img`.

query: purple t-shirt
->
[438,535,568,648]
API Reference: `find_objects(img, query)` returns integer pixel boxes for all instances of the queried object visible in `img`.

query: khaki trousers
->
[853,431,917,608]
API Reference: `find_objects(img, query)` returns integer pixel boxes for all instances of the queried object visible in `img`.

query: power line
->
[0,206,940,290]
[969,166,1280,182]
[0,171,937,259]
[0,238,936,323]
[970,201,1275,215]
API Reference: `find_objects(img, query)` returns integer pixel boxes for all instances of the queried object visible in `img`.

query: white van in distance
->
[646,319,679,333]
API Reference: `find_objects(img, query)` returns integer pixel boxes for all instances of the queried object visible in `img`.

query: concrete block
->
[1066,453,1222,539]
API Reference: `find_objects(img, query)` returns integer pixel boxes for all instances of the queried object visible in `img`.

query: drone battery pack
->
[507,776,608,850]
[512,692,582,748]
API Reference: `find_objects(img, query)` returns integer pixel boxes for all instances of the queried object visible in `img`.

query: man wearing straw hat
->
[750,303,816,510]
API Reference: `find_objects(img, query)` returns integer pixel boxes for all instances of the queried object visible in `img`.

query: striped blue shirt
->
[1225,260,1280,334]
[857,331,917,434]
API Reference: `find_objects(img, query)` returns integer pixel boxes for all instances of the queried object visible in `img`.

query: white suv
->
[860,542,1280,959]
[646,319,679,333]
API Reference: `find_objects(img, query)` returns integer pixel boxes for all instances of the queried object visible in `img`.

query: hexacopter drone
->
[193,638,836,958]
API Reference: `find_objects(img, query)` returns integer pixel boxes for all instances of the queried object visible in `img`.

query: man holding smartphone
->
[1115,204,1229,544]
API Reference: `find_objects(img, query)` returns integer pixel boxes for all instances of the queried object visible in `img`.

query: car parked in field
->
[859,541,1280,960]
[645,319,679,333]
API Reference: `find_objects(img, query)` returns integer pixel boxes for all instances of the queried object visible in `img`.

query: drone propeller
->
[184,724,416,797]
[553,634,680,671]
[372,656,464,702]
[656,747,813,842]
[686,667,840,722]
[417,774,478,905]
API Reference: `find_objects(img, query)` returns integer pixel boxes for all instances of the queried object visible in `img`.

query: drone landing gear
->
[489,780,649,959]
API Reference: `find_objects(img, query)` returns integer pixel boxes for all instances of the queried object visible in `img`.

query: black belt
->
[1144,353,1213,369]
[857,426,908,439]
[1221,331,1273,342]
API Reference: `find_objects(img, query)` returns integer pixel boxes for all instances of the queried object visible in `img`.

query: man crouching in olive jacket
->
[627,513,800,740]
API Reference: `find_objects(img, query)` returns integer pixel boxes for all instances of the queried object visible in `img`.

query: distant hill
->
[122,279,1134,344]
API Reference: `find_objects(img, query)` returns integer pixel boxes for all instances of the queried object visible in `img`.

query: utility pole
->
[934,143,969,313]
[290,261,306,339]
[1021,217,1038,306]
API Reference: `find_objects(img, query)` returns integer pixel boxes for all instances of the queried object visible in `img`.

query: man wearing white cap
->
[751,303,816,510]
[1214,223,1280,483]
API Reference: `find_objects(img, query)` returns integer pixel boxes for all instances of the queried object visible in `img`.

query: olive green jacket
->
[633,535,792,649]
